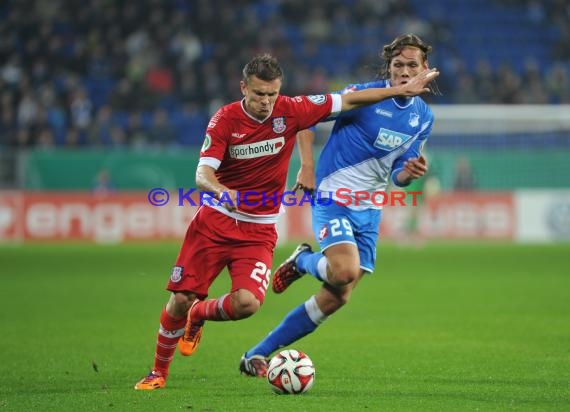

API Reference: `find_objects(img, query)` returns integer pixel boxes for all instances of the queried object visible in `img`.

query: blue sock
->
[246,303,318,358]
[297,251,326,281]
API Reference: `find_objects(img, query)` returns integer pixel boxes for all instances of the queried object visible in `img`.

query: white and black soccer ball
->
[267,349,315,395]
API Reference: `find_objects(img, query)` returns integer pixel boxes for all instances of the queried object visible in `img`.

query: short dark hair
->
[380,34,432,78]
[242,54,284,84]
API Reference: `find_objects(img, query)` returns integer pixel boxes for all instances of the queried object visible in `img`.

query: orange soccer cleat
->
[178,299,204,356]
[134,371,166,390]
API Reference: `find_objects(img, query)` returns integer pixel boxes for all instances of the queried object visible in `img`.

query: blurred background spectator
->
[0,0,568,148]
[452,155,477,191]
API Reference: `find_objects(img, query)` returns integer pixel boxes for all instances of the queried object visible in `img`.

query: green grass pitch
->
[0,242,569,411]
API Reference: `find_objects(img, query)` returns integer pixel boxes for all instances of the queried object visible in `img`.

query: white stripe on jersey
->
[317,124,428,211]
[198,156,221,170]
[330,94,343,117]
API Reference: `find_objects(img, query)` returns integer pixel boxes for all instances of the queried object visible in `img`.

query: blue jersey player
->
[239,34,438,377]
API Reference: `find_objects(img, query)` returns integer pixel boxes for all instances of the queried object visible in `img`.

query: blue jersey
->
[316,80,434,210]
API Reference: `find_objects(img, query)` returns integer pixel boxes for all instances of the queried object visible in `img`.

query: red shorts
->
[166,206,278,304]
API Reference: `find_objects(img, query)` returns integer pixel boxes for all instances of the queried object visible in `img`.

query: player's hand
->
[400,68,439,96]
[219,188,239,212]
[292,165,316,194]
[404,155,429,179]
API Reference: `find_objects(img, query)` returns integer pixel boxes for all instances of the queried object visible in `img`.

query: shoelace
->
[251,360,268,376]
[184,322,203,340]
[143,372,161,382]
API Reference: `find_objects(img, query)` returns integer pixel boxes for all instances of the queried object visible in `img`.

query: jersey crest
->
[272,117,286,133]
[409,112,420,128]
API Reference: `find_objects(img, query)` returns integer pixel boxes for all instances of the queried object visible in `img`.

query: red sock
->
[192,294,237,321]
[153,308,186,378]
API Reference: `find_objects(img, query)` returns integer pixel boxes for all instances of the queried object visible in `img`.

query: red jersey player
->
[135,53,438,390]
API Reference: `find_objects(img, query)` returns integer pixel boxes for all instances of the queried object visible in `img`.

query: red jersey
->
[198,94,341,220]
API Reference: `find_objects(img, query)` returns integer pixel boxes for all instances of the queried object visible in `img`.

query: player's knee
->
[232,291,261,319]
[168,292,196,317]
[330,267,359,286]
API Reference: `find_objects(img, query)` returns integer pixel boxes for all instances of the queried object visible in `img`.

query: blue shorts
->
[311,201,382,273]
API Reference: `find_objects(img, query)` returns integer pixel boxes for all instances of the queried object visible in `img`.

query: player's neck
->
[241,99,271,122]
[393,96,413,107]
[387,81,413,107]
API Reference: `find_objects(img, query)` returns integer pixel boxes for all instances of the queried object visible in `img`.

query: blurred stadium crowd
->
[0,0,569,149]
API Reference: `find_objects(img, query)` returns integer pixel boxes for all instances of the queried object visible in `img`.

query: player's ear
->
[240,81,247,95]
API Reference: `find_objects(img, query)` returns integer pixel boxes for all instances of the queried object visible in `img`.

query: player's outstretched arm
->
[340,68,439,112]
[293,129,316,193]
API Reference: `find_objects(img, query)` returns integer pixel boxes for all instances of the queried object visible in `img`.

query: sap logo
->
[229,137,285,159]
[373,128,412,150]
[231,132,246,139]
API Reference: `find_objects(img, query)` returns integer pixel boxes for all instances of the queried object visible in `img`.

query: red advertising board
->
[0,192,197,243]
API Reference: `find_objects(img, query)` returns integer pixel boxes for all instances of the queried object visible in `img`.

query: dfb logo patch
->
[307,95,326,105]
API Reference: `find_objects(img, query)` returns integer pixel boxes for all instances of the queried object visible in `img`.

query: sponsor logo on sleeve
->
[307,95,327,105]
[201,134,212,152]
[207,111,222,129]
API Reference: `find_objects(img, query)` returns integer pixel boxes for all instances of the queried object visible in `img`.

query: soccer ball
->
[267,349,315,394]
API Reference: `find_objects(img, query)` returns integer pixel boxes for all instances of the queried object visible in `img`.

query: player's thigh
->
[312,202,358,251]
[228,221,278,305]
[350,209,381,273]
[167,207,232,298]
[322,242,360,275]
